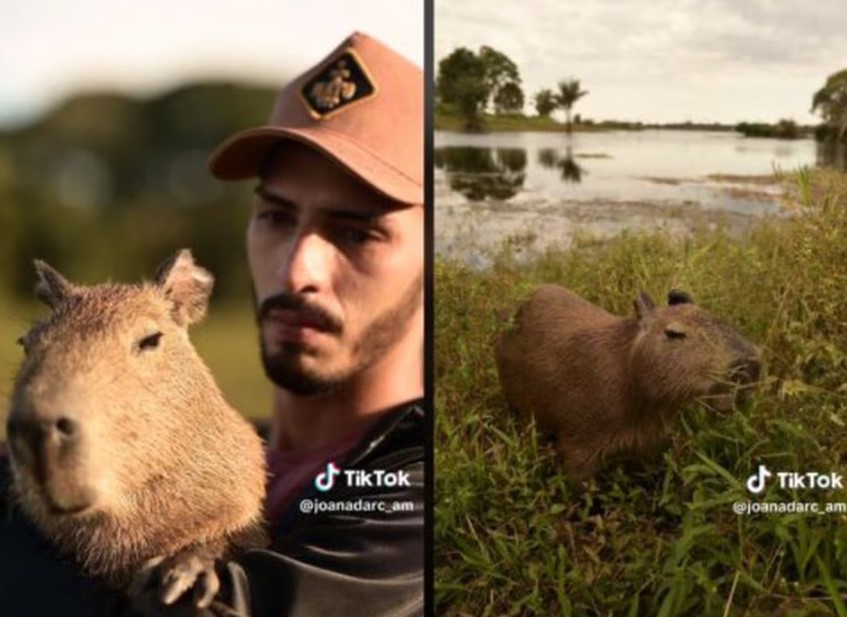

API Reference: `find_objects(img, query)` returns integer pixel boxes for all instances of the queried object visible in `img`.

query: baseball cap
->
[208,32,423,206]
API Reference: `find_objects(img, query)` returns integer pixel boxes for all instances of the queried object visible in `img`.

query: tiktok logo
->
[315,462,342,492]
[746,464,773,494]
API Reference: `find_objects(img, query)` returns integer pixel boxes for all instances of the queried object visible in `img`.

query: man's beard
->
[256,273,422,396]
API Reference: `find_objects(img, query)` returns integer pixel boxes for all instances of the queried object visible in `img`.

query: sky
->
[0,0,424,129]
[3,1,844,128]
[436,0,847,125]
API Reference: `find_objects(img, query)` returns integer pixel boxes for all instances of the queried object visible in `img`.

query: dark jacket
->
[0,400,425,617]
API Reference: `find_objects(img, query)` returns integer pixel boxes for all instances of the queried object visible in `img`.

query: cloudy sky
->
[436,0,847,124]
[0,0,423,128]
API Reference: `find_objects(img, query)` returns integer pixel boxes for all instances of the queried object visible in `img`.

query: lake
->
[435,129,824,264]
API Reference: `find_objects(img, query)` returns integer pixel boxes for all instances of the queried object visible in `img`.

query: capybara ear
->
[33,260,75,308]
[668,289,694,305]
[633,292,656,323]
[154,249,214,327]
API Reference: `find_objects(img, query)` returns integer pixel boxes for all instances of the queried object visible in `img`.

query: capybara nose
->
[7,412,81,470]
[729,357,761,384]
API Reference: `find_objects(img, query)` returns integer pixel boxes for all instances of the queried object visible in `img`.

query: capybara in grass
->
[5,249,266,609]
[495,285,761,481]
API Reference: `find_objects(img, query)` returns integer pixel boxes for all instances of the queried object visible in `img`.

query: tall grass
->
[435,169,847,616]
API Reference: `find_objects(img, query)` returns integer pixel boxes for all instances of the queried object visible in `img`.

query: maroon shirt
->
[264,428,368,532]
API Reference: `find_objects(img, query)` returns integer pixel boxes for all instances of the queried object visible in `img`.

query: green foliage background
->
[0,82,284,429]
[435,169,847,616]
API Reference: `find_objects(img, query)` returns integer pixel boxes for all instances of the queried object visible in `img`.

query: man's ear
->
[154,249,214,327]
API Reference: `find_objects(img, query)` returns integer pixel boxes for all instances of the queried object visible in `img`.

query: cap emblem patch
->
[301,49,376,119]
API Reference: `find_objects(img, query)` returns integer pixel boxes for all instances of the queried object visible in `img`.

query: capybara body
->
[495,285,761,481]
[6,250,266,603]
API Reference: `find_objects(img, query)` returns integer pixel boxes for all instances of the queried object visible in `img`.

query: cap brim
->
[207,126,422,206]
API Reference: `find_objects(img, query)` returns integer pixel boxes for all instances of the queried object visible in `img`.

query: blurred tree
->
[775,119,799,139]
[555,78,589,133]
[478,46,519,94]
[437,48,490,130]
[0,144,18,293]
[0,81,277,300]
[493,82,524,114]
[735,120,800,139]
[534,89,557,117]
[479,46,523,115]
[812,69,847,142]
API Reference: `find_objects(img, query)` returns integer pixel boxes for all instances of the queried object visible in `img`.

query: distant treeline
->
[436,43,847,148]
[0,81,280,301]
[735,119,811,139]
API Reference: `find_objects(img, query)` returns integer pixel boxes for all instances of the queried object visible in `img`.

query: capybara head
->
[6,249,265,582]
[629,290,761,413]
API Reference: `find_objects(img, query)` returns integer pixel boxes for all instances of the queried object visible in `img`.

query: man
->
[204,30,425,617]
[0,31,424,617]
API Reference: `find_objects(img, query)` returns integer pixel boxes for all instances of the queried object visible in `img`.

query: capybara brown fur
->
[6,249,266,608]
[495,285,761,481]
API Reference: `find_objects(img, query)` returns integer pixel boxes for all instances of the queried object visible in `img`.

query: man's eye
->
[257,210,295,227]
[334,226,374,245]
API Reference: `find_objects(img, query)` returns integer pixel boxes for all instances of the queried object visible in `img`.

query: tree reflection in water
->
[537,140,586,183]
[434,146,527,200]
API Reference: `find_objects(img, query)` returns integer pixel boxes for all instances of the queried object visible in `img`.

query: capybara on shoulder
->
[6,249,266,609]
[495,285,761,481]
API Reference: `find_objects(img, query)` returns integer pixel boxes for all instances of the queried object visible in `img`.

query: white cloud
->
[436,0,847,123]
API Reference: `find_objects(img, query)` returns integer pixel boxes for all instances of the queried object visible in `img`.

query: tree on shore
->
[812,69,847,142]
[437,47,489,130]
[555,78,589,132]
[534,89,557,117]
[479,46,523,113]
[437,46,524,129]
[735,119,799,139]
[494,82,524,114]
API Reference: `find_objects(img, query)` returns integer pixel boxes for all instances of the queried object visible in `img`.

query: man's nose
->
[278,229,333,293]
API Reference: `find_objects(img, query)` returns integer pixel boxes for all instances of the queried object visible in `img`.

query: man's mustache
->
[257,293,343,334]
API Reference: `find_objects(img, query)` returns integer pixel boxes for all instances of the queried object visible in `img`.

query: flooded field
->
[435,129,822,265]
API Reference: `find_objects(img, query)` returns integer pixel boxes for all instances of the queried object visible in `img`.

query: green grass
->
[0,296,38,437]
[0,300,271,440]
[191,302,272,420]
[435,168,847,616]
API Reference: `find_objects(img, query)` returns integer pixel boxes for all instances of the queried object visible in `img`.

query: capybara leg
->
[554,434,598,483]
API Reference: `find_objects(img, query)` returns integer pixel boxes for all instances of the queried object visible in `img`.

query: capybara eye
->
[16,336,27,351]
[136,332,163,352]
[664,325,686,340]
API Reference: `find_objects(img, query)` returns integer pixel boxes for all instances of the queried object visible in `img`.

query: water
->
[435,129,821,263]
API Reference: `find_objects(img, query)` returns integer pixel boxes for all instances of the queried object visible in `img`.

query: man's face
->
[247,143,423,396]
